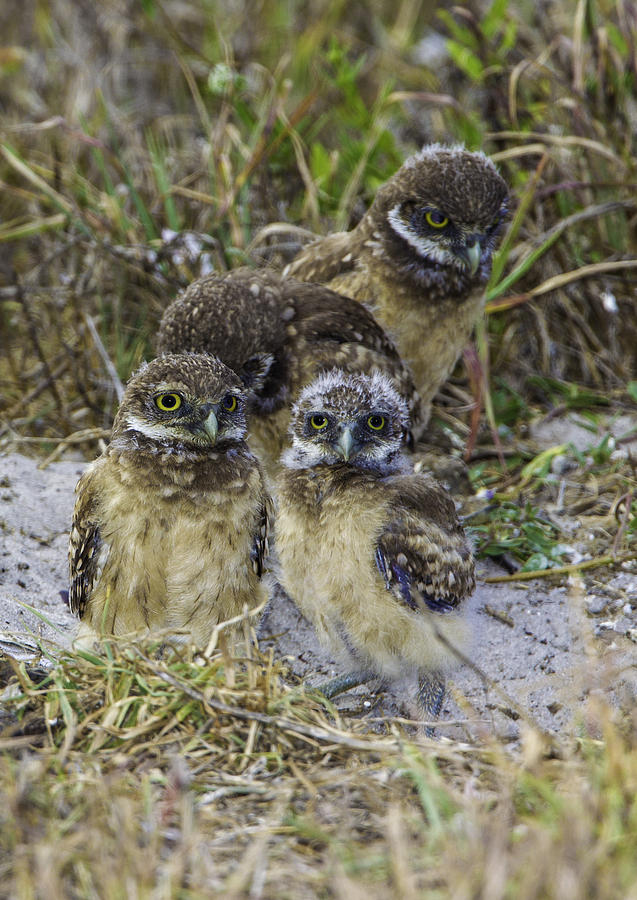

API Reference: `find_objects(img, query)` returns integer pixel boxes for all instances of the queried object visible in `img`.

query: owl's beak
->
[201,409,219,444]
[459,237,482,275]
[335,426,355,461]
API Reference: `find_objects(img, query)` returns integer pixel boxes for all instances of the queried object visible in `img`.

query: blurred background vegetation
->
[1,0,635,457]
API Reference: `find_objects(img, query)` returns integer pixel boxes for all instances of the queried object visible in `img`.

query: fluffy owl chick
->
[275,369,475,722]
[157,268,422,476]
[284,144,508,421]
[68,353,271,647]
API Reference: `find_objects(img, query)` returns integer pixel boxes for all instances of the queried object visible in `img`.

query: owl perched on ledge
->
[284,144,508,421]
[68,353,271,647]
[157,268,423,475]
[274,369,476,722]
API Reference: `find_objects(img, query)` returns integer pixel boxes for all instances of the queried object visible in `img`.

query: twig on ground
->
[483,552,637,583]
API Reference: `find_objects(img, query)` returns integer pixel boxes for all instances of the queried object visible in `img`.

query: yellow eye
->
[310,414,328,430]
[155,392,182,412]
[222,394,238,412]
[425,210,449,229]
[367,415,385,431]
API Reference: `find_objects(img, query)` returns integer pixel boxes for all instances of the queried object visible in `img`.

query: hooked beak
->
[335,426,355,461]
[459,238,482,275]
[202,409,218,444]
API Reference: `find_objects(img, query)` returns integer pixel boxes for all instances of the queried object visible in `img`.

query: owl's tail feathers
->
[417,670,446,736]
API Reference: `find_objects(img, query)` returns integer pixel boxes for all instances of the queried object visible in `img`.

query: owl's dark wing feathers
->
[284,231,355,284]
[285,283,422,435]
[375,475,474,616]
[68,481,104,620]
[375,541,460,614]
[250,497,272,578]
[289,281,402,358]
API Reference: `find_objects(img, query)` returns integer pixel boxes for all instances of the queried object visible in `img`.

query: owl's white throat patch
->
[387,204,458,269]
[125,414,177,444]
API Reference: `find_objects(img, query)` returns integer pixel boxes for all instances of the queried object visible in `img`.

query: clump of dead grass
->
[0,636,635,898]
[1,636,403,765]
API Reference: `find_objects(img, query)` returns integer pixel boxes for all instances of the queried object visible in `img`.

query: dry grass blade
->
[487,259,637,314]
[0,213,67,242]
[1,143,73,213]
[483,551,637,584]
[83,314,125,403]
[37,427,111,468]
[487,130,627,165]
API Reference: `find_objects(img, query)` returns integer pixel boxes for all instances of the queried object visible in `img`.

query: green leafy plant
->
[467,500,567,571]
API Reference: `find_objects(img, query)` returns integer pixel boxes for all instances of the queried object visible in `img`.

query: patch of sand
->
[1,451,635,742]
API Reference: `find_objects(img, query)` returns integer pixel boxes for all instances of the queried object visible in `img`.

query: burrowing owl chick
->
[68,353,271,647]
[284,144,508,421]
[157,268,423,476]
[274,368,476,722]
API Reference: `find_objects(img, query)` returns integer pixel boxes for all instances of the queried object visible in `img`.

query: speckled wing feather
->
[68,467,106,619]
[158,269,423,437]
[375,473,475,615]
[283,231,357,284]
[158,268,286,371]
[281,281,423,436]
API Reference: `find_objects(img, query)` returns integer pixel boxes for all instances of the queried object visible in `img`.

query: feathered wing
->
[374,474,475,616]
[68,467,106,619]
[283,231,356,284]
[283,281,423,437]
[250,491,273,578]
[157,269,423,436]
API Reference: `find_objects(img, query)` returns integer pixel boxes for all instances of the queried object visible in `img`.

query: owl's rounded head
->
[284,369,409,473]
[112,353,248,451]
[372,144,508,291]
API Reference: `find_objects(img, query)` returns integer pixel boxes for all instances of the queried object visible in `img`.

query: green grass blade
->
[146,130,181,233]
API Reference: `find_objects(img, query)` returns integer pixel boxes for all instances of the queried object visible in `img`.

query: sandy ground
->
[1,437,635,743]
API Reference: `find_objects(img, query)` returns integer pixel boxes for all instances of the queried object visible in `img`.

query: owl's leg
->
[316,669,374,699]
[417,670,446,736]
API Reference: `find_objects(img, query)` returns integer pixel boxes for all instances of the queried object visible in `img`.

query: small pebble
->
[585,595,609,616]
[497,723,520,743]
[550,455,572,475]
